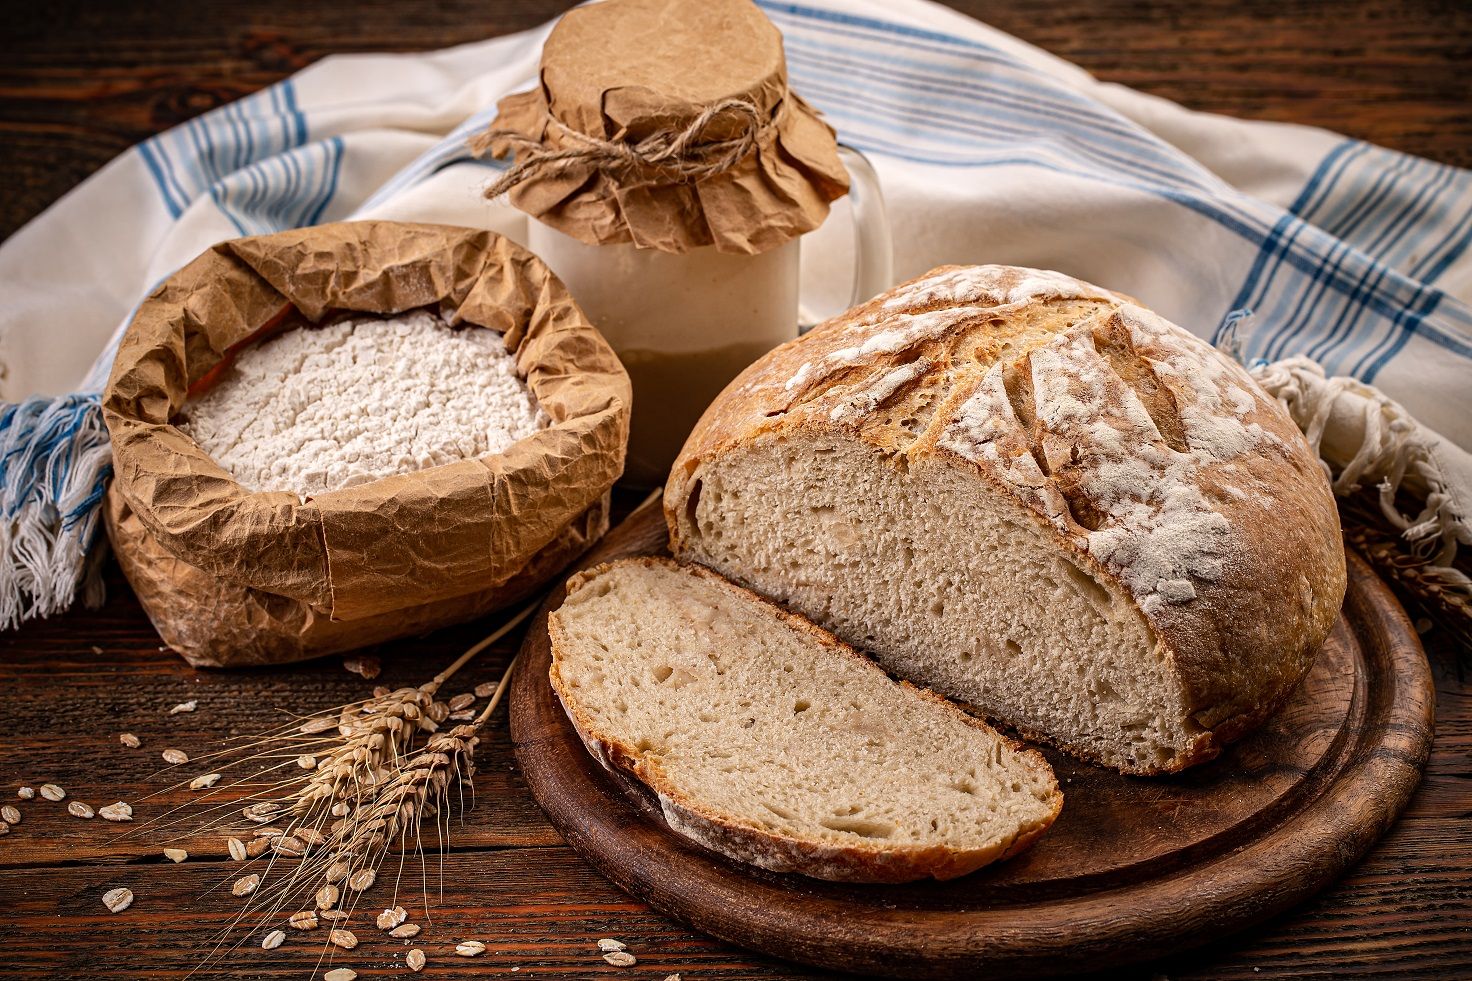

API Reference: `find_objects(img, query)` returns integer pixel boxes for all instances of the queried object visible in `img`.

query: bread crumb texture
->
[180,310,545,498]
[669,264,1345,774]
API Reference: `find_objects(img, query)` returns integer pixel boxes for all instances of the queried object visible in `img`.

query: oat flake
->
[102,887,133,913]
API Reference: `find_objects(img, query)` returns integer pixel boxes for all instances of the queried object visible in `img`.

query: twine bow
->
[472,96,782,198]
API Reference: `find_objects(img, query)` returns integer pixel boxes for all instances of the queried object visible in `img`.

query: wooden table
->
[2,1,1469,977]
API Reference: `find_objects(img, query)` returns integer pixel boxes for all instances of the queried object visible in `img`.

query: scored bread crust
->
[547,556,1063,883]
[665,265,1347,774]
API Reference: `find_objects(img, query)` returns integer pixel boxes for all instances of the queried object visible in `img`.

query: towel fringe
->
[1250,356,1472,621]
[1,394,111,630]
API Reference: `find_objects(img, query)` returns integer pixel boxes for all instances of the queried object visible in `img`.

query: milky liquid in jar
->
[529,223,800,486]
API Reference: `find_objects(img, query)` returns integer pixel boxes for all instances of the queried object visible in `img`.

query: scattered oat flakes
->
[449,692,476,711]
[227,836,248,861]
[90,645,104,655]
[325,860,350,883]
[342,656,380,680]
[329,928,358,950]
[17,787,34,800]
[246,837,271,857]
[102,887,134,912]
[1,805,20,825]
[163,847,188,863]
[261,929,285,950]
[373,685,390,698]
[40,783,65,801]
[347,868,376,892]
[406,948,426,972]
[99,801,134,822]
[426,701,450,723]
[289,910,319,930]
[299,717,337,735]
[603,951,637,967]
[273,836,306,857]
[232,874,261,897]
[455,940,486,957]
[377,906,407,930]
[597,939,627,952]
[119,733,141,749]
[297,827,326,847]
[162,749,189,765]
[0,822,8,836]
[296,754,317,770]
[316,884,340,909]
[189,773,221,791]
[169,700,197,715]
[474,681,496,699]
[319,909,349,923]
[665,975,682,981]
[389,923,420,939]
[448,710,476,722]
[68,800,95,819]
[324,970,357,981]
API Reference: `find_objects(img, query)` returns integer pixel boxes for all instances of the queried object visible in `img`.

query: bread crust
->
[665,265,1346,775]
[547,556,1063,883]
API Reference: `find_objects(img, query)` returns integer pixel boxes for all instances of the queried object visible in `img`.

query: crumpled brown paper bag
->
[103,221,631,667]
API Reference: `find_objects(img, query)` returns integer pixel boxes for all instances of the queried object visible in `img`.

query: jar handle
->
[799,145,894,329]
[838,144,894,309]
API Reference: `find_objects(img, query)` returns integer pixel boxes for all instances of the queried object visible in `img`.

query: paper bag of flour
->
[102,221,631,667]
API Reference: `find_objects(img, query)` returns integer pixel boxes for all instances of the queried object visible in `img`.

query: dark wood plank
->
[0,847,829,979]
[3,0,1470,240]
[509,507,1440,978]
[0,562,561,867]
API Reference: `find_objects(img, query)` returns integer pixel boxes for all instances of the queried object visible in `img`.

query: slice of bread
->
[547,557,1062,883]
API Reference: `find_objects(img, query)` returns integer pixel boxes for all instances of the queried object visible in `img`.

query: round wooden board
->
[509,504,1435,979]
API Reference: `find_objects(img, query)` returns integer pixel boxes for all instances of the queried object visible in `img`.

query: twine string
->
[473,96,780,198]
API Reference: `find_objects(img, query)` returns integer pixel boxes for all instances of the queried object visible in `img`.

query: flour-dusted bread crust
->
[547,557,1062,883]
[666,265,1346,775]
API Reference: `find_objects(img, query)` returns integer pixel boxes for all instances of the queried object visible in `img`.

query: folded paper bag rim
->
[101,220,631,664]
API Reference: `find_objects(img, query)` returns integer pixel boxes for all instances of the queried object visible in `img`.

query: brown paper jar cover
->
[102,220,631,667]
[481,0,850,255]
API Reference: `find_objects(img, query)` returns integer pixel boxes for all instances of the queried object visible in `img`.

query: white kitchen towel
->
[3,0,1470,628]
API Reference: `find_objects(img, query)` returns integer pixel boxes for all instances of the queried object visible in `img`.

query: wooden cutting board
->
[509,502,1435,979]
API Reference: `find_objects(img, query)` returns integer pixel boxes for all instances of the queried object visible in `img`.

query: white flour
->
[179,310,546,499]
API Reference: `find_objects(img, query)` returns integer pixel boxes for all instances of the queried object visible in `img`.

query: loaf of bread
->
[666,265,1345,775]
[548,557,1062,882]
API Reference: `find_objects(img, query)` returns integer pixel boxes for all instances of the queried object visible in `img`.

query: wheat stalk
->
[164,602,533,975]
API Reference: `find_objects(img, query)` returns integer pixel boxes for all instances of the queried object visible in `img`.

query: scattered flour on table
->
[179,310,546,499]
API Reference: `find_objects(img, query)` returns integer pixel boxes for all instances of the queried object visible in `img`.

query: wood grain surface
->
[510,507,1436,979]
[2,1,1471,978]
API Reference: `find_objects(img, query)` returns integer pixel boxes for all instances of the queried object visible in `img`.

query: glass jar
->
[528,146,892,485]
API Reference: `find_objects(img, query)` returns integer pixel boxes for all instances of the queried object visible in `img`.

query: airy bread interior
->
[549,558,1061,882]
[674,437,1200,774]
